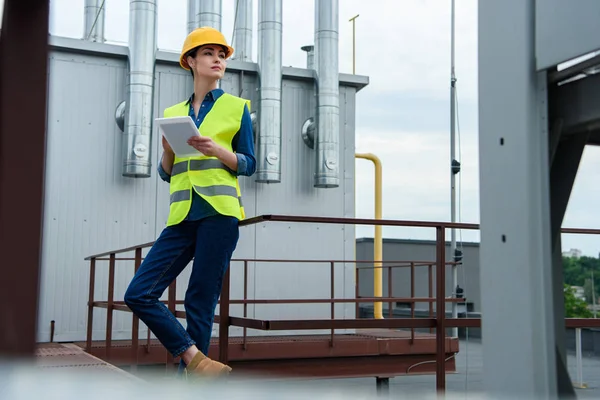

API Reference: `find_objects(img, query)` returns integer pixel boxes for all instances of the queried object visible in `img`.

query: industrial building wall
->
[38,39,360,343]
[356,238,481,314]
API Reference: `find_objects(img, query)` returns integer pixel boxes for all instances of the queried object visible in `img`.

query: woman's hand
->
[162,136,173,154]
[161,136,175,175]
[188,135,238,171]
[187,136,222,157]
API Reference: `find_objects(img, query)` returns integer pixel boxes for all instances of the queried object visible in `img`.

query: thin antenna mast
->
[450,0,462,339]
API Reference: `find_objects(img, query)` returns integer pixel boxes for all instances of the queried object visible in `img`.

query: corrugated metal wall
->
[38,39,363,343]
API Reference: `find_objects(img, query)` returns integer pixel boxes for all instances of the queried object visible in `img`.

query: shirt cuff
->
[157,157,171,182]
[235,153,248,176]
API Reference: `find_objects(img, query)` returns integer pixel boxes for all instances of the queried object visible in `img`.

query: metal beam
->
[549,133,588,399]
[478,0,558,397]
[0,0,49,358]
[548,53,600,84]
[550,71,600,145]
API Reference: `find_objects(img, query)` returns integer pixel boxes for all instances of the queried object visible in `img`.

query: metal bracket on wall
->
[115,100,126,132]
[301,117,315,149]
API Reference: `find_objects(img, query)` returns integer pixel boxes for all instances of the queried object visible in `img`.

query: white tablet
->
[155,116,204,158]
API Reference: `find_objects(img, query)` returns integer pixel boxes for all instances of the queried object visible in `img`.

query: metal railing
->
[84,214,600,392]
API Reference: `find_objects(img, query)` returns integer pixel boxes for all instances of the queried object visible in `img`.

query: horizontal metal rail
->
[92,297,465,306]
[85,214,600,260]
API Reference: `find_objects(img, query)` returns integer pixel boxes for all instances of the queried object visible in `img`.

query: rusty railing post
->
[330,261,335,347]
[429,264,434,334]
[435,226,446,392]
[219,265,231,363]
[243,260,248,350]
[146,328,151,353]
[165,280,176,369]
[106,253,116,361]
[388,264,393,317]
[131,248,142,370]
[86,258,96,353]
[355,264,360,318]
[410,262,415,343]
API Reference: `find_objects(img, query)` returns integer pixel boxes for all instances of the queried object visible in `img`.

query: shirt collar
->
[186,88,223,105]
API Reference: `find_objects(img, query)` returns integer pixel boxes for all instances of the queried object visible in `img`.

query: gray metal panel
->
[252,81,354,335]
[479,0,558,397]
[342,87,357,319]
[536,0,600,70]
[40,52,157,342]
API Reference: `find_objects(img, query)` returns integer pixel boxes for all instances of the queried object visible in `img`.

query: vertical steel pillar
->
[0,0,49,359]
[548,126,588,398]
[478,0,558,398]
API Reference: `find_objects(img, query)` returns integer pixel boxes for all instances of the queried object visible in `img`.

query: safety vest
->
[162,93,250,226]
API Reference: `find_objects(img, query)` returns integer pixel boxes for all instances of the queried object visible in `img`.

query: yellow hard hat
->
[179,27,235,70]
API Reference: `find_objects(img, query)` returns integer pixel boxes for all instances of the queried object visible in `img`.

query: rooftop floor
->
[265,338,600,398]
[124,338,600,398]
[5,338,597,399]
[34,342,141,381]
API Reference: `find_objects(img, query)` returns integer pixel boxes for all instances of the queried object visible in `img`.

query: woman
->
[124,27,256,377]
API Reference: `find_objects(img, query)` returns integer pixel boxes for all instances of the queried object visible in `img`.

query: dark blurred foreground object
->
[0,0,50,358]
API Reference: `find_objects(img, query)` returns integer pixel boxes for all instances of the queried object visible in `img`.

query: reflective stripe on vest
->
[171,159,231,177]
[169,186,238,203]
[163,93,250,226]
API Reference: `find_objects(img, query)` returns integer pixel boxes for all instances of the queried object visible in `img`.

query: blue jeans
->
[124,215,239,364]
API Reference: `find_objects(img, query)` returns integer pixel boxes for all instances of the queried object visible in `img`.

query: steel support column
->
[478,0,557,397]
[548,129,589,399]
[0,0,49,358]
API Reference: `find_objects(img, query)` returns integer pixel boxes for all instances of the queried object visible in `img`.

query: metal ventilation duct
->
[232,0,253,61]
[256,0,283,183]
[301,45,315,69]
[314,0,340,188]
[122,0,158,178]
[187,0,199,33]
[197,0,222,30]
[301,45,316,150]
[84,0,105,42]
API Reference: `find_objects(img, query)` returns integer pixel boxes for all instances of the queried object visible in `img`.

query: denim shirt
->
[158,88,256,221]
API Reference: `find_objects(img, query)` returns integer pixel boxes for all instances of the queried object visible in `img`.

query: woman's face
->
[187,44,227,80]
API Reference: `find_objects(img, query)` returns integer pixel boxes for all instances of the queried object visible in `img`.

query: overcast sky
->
[2,0,599,256]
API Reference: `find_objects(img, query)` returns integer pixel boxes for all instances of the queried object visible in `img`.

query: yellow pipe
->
[355,153,383,319]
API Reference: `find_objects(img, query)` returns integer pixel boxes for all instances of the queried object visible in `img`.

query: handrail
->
[241,214,481,229]
[84,214,600,260]
[85,214,481,259]
[85,241,155,260]
[87,256,460,266]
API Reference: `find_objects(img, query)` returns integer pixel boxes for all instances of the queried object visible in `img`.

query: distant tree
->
[564,284,593,318]
[584,278,595,304]
[563,256,586,286]
[563,255,600,301]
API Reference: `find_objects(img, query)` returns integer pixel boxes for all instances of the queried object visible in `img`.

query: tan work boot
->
[185,351,232,376]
